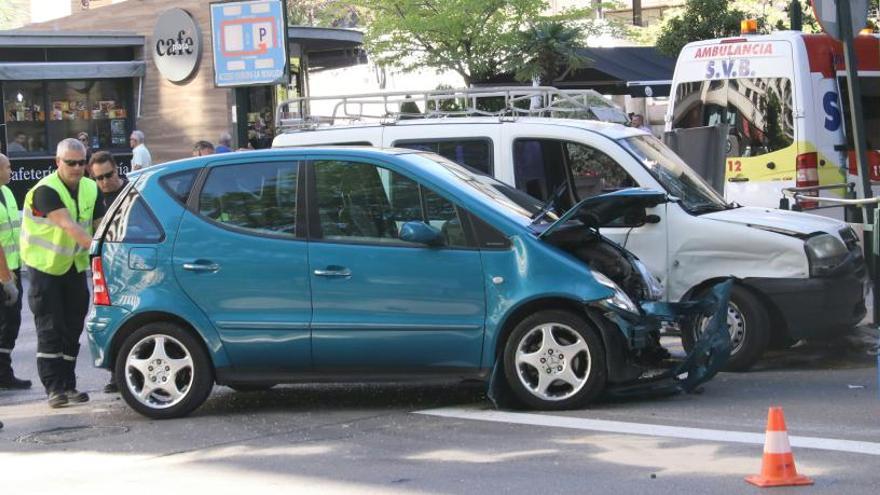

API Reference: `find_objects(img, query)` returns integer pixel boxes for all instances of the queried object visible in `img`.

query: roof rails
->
[275,86,630,133]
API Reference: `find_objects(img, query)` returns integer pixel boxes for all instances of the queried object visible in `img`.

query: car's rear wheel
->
[502,310,606,410]
[115,322,214,419]
[683,285,770,372]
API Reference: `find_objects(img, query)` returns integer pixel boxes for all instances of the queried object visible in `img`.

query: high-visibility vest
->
[0,185,20,270]
[20,172,97,275]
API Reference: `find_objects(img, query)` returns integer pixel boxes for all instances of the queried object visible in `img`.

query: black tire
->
[115,322,214,419]
[682,285,770,372]
[227,384,276,392]
[503,310,606,410]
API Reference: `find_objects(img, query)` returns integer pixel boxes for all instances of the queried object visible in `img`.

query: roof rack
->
[275,86,629,133]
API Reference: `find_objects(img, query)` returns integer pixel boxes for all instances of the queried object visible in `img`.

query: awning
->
[477,46,676,97]
[0,61,145,80]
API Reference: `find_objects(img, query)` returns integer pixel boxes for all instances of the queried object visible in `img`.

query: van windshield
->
[618,135,729,213]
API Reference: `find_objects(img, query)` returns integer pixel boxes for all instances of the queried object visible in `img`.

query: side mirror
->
[399,221,444,246]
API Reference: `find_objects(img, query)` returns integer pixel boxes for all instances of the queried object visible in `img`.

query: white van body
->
[274,117,866,369]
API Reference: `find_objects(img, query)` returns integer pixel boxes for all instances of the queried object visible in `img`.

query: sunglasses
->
[62,159,87,167]
[93,170,116,181]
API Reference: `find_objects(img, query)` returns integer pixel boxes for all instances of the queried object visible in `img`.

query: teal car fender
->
[479,234,614,369]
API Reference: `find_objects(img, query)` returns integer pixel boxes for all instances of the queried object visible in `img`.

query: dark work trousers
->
[29,266,89,395]
[0,268,23,379]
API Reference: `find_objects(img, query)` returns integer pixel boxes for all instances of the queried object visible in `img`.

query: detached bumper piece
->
[605,279,733,398]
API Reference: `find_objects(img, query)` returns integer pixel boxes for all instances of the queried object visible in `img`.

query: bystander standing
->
[215,133,232,153]
[192,141,215,157]
[21,138,106,408]
[130,130,152,170]
[88,151,127,394]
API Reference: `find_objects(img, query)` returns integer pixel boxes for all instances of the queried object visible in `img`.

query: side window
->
[197,162,298,237]
[160,169,199,204]
[564,142,636,199]
[103,189,163,243]
[313,160,468,247]
[395,139,493,175]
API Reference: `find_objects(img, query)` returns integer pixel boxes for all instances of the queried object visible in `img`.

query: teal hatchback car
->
[88,147,732,419]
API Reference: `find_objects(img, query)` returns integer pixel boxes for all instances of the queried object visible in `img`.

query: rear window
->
[671,78,794,157]
[103,189,164,243]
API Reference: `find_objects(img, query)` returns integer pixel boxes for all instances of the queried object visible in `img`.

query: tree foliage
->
[354,0,551,86]
[514,20,590,84]
[287,0,361,27]
[655,0,747,57]
[652,1,824,57]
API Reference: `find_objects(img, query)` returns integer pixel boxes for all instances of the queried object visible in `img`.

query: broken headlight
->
[805,233,848,276]
[632,258,664,301]
[591,269,640,314]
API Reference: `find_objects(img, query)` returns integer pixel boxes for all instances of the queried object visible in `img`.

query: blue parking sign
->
[210,0,288,87]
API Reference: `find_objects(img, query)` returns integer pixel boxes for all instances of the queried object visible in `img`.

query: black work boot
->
[0,375,32,390]
[65,390,89,404]
[48,392,68,409]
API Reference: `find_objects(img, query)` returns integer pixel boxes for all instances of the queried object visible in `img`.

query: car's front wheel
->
[503,310,606,410]
[115,322,214,419]
[682,285,770,372]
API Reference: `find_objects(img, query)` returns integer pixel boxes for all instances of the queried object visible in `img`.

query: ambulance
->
[665,30,880,215]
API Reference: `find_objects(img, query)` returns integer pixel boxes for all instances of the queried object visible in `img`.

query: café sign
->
[153,8,202,83]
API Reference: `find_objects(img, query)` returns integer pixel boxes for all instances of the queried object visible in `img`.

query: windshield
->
[618,135,728,213]
[415,152,558,223]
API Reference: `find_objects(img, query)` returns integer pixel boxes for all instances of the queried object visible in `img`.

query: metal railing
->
[275,86,630,133]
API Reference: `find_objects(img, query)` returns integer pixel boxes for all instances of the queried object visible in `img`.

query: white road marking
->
[415,407,880,456]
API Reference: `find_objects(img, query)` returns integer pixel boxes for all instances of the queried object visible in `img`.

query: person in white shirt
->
[129,130,152,171]
[630,114,653,135]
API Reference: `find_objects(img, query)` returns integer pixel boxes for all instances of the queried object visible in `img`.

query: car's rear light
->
[92,256,111,306]
[796,152,819,209]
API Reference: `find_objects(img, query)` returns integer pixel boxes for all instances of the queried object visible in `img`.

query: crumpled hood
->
[701,206,847,238]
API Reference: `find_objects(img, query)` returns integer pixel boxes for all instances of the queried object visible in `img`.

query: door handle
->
[313,266,352,278]
[182,262,220,272]
[728,177,750,182]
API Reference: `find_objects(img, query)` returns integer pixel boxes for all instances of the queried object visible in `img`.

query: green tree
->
[655,0,747,57]
[288,0,361,27]
[0,0,28,30]
[514,20,589,85]
[354,0,552,86]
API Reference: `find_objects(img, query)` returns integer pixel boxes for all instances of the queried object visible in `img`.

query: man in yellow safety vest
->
[0,153,29,390]
[21,138,106,408]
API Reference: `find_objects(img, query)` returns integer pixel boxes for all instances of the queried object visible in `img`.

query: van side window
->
[197,162,299,237]
[312,160,468,247]
[103,189,164,244]
[513,138,636,204]
[672,78,794,157]
[394,139,493,175]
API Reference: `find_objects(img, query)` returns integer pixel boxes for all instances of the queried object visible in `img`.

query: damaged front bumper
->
[602,278,733,398]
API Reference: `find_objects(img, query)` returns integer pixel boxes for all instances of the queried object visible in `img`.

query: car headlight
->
[632,259,664,301]
[805,233,849,276]
[591,269,640,314]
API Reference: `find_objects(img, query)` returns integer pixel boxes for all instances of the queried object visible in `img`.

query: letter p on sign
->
[253,22,273,51]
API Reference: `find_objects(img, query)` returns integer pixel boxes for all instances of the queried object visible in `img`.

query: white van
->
[273,92,866,370]
[666,31,880,212]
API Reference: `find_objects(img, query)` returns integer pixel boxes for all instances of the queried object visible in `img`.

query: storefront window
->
[47,79,131,153]
[4,82,47,156]
[3,79,131,157]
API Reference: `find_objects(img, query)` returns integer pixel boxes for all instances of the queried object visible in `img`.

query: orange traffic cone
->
[745,406,813,487]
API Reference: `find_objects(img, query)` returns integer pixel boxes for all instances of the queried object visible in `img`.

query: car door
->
[502,124,670,293]
[307,156,486,371]
[172,158,312,369]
